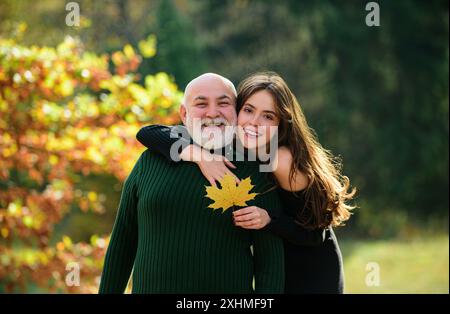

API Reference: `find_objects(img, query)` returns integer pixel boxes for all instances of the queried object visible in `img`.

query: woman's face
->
[237,90,280,150]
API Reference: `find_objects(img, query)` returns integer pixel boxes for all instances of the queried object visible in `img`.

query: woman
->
[137,72,356,293]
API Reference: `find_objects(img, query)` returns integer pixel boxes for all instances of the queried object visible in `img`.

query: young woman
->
[136,72,356,293]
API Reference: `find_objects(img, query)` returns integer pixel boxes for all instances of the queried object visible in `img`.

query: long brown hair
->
[237,72,356,229]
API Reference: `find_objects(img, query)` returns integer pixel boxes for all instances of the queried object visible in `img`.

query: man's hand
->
[233,206,271,229]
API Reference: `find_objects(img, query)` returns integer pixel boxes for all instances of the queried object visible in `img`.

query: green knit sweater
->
[98,149,284,294]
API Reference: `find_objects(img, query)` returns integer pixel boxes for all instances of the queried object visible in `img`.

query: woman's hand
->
[180,144,240,187]
[233,206,271,229]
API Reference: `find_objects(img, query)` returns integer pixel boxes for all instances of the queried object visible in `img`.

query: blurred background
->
[0,0,448,293]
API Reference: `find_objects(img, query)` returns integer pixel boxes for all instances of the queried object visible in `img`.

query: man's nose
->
[205,104,221,118]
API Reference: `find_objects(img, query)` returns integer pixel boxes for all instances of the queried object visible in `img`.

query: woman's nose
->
[249,114,260,126]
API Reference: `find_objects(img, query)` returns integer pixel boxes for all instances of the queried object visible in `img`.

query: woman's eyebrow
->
[244,102,276,115]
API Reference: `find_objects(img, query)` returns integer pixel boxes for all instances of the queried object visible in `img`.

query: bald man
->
[99,73,284,294]
[182,73,237,151]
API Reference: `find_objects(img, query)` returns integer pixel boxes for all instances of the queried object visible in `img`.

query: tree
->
[186,0,449,236]
[0,27,182,292]
[142,0,207,89]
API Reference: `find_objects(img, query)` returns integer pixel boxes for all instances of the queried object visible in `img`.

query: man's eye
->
[196,103,207,107]
[219,102,229,106]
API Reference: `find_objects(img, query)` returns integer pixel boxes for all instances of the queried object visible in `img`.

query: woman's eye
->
[244,107,252,113]
[264,114,274,120]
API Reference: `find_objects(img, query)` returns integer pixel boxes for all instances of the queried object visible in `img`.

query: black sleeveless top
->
[266,187,344,293]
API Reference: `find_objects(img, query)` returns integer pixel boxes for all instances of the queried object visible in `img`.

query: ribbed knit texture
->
[98,149,284,294]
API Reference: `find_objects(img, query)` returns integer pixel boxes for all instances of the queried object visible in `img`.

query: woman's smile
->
[242,126,262,138]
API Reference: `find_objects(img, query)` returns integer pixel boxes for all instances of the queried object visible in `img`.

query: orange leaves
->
[0,32,183,293]
[0,235,108,293]
[0,36,110,104]
[75,190,105,214]
[112,44,142,77]
[28,169,44,185]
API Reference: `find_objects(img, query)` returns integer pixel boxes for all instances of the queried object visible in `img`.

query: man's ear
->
[179,104,187,125]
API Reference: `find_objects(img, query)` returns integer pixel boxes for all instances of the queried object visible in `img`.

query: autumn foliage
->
[0,29,182,292]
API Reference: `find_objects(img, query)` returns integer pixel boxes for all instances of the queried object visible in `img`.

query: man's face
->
[180,77,237,149]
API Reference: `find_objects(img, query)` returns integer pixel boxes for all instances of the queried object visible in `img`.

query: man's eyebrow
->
[193,96,207,101]
[217,94,232,101]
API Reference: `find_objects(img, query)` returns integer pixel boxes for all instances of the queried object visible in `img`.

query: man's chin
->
[201,125,226,133]
[200,141,219,150]
[194,132,234,150]
[199,137,227,150]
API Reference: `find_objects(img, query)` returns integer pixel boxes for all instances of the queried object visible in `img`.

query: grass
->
[9,233,449,294]
[341,235,449,294]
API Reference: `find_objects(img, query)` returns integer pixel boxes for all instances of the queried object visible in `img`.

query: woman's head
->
[237,72,296,149]
[236,72,355,228]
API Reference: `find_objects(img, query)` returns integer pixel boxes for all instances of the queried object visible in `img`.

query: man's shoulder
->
[138,148,193,171]
[139,148,159,159]
[138,149,172,167]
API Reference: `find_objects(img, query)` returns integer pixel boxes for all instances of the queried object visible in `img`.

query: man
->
[99,73,284,293]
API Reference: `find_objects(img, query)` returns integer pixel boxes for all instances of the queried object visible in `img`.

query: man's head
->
[180,73,237,150]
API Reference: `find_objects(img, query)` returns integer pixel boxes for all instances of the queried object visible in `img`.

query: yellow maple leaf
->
[205,174,258,213]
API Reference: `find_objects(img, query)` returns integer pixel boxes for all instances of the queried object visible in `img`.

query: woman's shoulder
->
[273,146,309,192]
[275,146,292,166]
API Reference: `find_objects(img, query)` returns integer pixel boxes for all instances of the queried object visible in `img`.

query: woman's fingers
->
[235,219,262,229]
[233,206,270,230]
[218,164,239,184]
[223,157,236,169]
[233,212,258,222]
[233,206,257,217]
[226,171,240,184]
[207,177,217,188]
[199,158,241,186]
[233,206,268,230]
